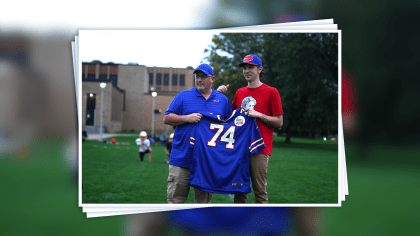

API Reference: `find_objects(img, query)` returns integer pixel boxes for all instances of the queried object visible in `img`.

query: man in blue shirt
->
[163,64,232,203]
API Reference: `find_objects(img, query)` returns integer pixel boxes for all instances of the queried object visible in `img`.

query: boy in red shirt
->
[218,54,283,203]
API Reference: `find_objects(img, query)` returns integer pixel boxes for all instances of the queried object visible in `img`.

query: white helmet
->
[139,131,147,137]
[169,133,174,139]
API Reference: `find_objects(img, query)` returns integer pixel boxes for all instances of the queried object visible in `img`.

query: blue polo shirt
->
[165,87,232,168]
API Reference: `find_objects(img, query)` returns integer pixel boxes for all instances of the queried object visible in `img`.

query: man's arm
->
[245,108,283,128]
[163,113,203,126]
[216,84,229,94]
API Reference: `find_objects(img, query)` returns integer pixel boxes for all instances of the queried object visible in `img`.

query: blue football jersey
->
[188,108,266,194]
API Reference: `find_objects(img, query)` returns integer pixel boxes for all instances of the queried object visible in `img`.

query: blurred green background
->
[1,0,419,235]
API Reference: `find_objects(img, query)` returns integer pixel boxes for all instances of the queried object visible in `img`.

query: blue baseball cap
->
[194,64,214,76]
[238,54,262,67]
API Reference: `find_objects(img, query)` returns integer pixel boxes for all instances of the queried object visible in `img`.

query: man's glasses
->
[194,74,211,80]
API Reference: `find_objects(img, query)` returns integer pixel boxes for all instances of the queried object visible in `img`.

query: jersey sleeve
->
[269,88,283,116]
[189,123,197,149]
[248,118,266,155]
[222,96,233,120]
[165,92,183,115]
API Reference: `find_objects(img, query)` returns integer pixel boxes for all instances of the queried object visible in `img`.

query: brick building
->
[81,61,194,135]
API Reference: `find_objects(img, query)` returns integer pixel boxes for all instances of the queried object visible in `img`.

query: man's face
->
[194,71,214,93]
[242,64,262,83]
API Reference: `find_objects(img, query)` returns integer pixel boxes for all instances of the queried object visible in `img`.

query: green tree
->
[206,33,338,143]
[205,33,264,101]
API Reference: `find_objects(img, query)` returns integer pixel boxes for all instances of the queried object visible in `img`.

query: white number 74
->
[207,123,236,149]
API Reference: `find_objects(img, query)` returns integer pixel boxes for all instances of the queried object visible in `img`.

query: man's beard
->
[196,84,205,93]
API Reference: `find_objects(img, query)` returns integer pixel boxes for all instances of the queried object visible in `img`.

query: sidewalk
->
[86,133,138,140]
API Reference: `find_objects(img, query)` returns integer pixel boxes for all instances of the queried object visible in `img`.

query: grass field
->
[82,136,338,204]
[4,138,418,235]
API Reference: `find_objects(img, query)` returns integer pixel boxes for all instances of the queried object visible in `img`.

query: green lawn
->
[82,136,338,204]
[3,137,417,235]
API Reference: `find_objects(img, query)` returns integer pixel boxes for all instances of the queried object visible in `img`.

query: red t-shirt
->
[232,84,283,155]
[342,68,356,116]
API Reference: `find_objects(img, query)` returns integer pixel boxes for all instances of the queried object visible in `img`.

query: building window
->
[149,73,153,85]
[164,74,169,85]
[180,74,185,86]
[99,75,107,80]
[110,75,117,87]
[156,73,162,85]
[172,74,178,86]
[87,74,95,79]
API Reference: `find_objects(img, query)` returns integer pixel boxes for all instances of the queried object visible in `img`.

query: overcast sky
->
[78,30,221,69]
[0,1,212,32]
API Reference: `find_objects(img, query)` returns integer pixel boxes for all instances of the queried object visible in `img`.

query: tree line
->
[204,33,338,143]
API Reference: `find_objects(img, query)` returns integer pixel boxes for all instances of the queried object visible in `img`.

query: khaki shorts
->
[167,164,213,204]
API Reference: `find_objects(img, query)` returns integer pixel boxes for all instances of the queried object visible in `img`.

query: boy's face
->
[169,137,173,143]
[140,136,147,141]
[242,64,262,83]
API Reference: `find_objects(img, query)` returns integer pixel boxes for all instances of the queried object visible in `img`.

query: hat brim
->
[194,69,213,75]
[238,62,260,67]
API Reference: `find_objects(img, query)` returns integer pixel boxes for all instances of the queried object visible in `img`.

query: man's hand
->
[187,113,203,123]
[216,84,230,94]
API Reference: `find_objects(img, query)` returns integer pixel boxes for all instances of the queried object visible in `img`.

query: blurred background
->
[1,0,419,235]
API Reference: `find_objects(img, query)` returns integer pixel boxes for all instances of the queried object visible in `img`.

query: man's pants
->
[167,164,213,203]
[234,153,269,204]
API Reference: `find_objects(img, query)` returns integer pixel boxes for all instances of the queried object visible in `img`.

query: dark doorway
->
[86,93,96,126]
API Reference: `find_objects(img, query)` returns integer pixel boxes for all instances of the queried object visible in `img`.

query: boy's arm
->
[245,108,283,128]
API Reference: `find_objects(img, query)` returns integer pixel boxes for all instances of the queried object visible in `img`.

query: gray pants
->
[167,164,213,204]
